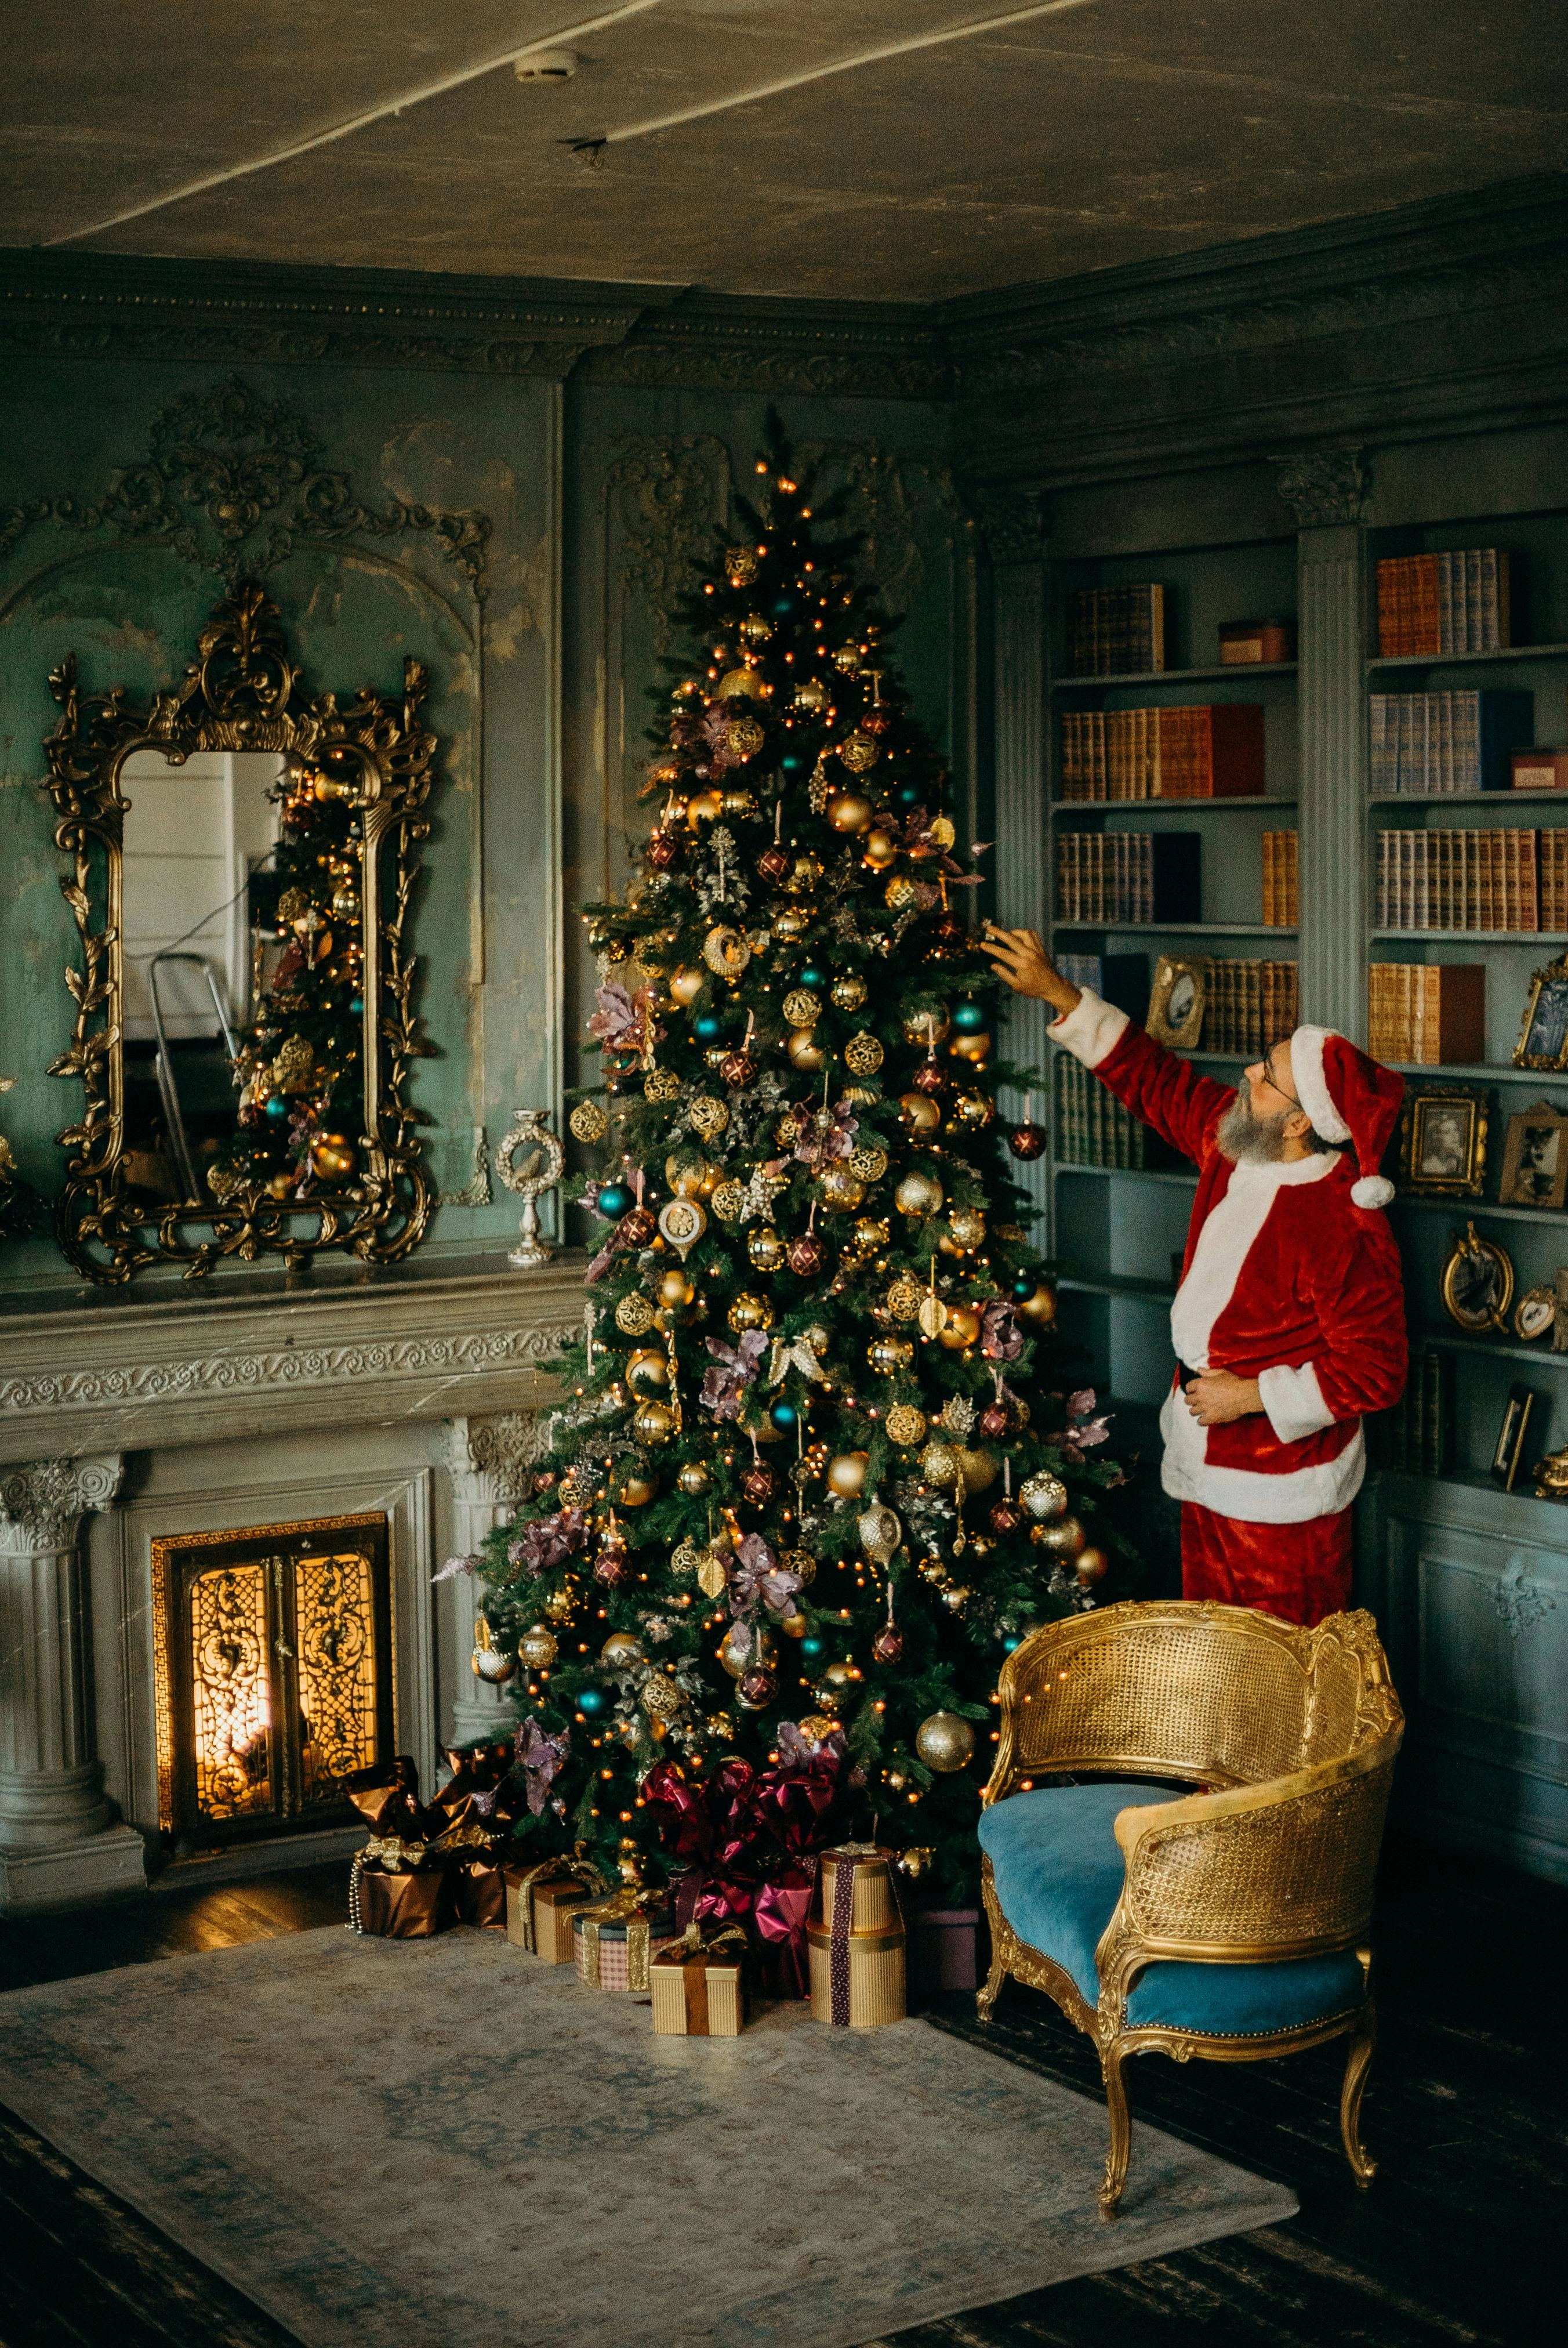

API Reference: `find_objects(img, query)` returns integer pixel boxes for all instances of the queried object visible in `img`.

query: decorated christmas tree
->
[481,421,1131,1911]
[212,762,366,1202]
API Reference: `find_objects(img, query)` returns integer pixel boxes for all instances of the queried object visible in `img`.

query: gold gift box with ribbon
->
[572,1889,678,1991]
[649,1923,751,2037]
[807,1843,907,2029]
[504,1856,605,1962]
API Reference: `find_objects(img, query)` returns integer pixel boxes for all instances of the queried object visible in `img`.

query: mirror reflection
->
[121,751,366,1209]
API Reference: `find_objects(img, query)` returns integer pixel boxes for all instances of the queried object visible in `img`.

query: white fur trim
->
[1257,1361,1338,1444]
[1352,1173,1395,1210]
[1160,1384,1366,1522]
[1290,1026,1351,1144]
[1168,1153,1340,1371]
[1049,987,1128,1071]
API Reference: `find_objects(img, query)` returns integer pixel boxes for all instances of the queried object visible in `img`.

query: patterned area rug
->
[0,1927,1294,2348]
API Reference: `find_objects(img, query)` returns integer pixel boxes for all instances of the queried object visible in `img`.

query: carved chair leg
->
[1340,2020,1378,2187]
[1098,2040,1133,2219]
[976,1951,1006,2022]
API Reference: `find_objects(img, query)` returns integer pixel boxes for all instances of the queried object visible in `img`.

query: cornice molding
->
[1269,447,1371,528]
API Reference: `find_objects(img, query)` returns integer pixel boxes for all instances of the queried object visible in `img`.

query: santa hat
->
[1290,1026,1406,1211]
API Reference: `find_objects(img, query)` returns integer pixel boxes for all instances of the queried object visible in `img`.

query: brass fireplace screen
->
[152,1512,394,1846]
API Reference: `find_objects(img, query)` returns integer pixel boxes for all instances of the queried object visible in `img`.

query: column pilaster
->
[0,1455,146,1910]
[441,1415,540,1746]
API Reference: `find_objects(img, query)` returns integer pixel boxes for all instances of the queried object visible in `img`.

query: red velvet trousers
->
[1179,1501,1352,1628]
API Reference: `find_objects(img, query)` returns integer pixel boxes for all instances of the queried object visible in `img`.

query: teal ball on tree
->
[597,1181,634,1218]
[952,999,987,1034]
[694,1012,724,1042]
[576,1687,607,1716]
[770,1397,799,1431]
[264,1096,288,1121]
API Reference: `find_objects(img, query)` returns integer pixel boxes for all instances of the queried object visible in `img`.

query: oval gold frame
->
[1439,1220,1515,1333]
[43,582,436,1284]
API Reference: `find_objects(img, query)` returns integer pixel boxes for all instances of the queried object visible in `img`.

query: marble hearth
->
[0,1248,583,1912]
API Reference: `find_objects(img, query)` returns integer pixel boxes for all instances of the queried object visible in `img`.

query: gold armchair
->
[976,1601,1403,2216]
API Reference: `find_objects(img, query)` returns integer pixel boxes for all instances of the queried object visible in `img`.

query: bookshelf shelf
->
[1054,921,1299,937]
[1421,1330,1568,1371]
[1052,662,1297,692]
[1367,792,1568,809]
[1386,1060,1563,1082]
[1370,928,1566,943]
[1390,1192,1568,1227]
[1051,796,1298,813]
[1366,642,1568,673]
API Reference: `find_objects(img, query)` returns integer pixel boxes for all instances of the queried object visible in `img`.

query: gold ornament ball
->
[915,1711,976,1773]
[826,1451,869,1499]
[782,987,821,1027]
[848,1143,888,1184]
[919,1439,961,1488]
[728,1291,775,1334]
[903,1008,950,1046]
[948,1206,987,1249]
[843,1030,884,1076]
[747,1224,786,1271]
[898,1092,942,1136]
[678,1459,713,1498]
[850,1214,891,1252]
[311,1133,355,1180]
[666,1155,709,1199]
[782,1546,818,1586]
[779,1607,809,1639]
[519,1624,558,1669]
[601,1631,645,1667]
[827,791,874,835]
[644,1067,681,1104]
[868,1334,914,1377]
[687,788,725,823]
[941,1584,971,1613]
[632,1399,676,1447]
[569,1100,609,1144]
[670,967,705,1008]
[952,1091,994,1130]
[861,828,898,869]
[771,905,810,942]
[950,1032,992,1066]
[615,1292,656,1336]
[791,853,825,892]
[894,1169,944,1218]
[786,1030,826,1074]
[831,973,868,1012]
[885,1273,923,1321]
[1017,1281,1058,1328]
[796,1713,838,1746]
[1032,1514,1087,1557]
[821,1659,857,1697]
[544,1584,576,1624]
[659,1268,695,1309]
[955,1445,999,1494]
[818,1165,866,1213]
[625,1347,669,1394]
[885,1403,928,1448]
[617,1472,658,1508]
[937,1305,983,1350]
[710,1180,745,1223]
[1075,1545,1110,1586]
[1019,1470,1069,1520]
[884,875,923,914]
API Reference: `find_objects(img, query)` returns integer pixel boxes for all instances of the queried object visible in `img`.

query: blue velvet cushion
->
[978,1782,1366,2037]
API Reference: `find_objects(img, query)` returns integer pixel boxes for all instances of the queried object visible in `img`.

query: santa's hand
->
[1184,1369,1264,1426]
[980,924,1080,1014]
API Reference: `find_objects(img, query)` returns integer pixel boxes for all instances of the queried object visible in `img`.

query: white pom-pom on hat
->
[1351,1174,1396,1211]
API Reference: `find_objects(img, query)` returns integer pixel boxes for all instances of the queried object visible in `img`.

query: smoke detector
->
[515,51,578,82]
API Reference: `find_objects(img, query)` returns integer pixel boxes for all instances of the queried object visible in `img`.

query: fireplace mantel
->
[0,1248,585,1463]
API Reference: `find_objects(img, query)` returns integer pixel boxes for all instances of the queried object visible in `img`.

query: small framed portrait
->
[1498,1101,1568,1209]
[1440,1220,1515,1332]
[1146,954,1208,1049]
[1400,1087,1489,1198]
[1514,1284,1558,1342]
[1514,956,1568,1072]
[1491,1383,1542,1492]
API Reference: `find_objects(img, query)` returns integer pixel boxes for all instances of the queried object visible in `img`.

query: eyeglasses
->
[1256,1054,1301,1111]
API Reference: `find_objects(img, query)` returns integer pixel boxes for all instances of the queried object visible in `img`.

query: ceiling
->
[8,1,1567,304]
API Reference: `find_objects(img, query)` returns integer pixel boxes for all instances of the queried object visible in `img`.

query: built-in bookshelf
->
[1040,502,1568,1483]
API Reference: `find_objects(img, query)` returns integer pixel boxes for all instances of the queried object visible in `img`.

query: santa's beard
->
[1215,1095,1294,1165]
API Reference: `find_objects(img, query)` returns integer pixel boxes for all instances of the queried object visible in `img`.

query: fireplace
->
[152,1512,395,1853]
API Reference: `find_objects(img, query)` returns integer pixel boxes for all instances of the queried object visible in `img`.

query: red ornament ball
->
[741,1463,776,1505]
[978,1401,1012,1442]
[593,1548,630,1589]
[647,831,680,871]
[1008,1121,1047,1161]
[720,1051,756,1088]
[756,845,791,883]
[871,1625,905,1665]
[532,1469,557,1494]
[989,1499,1023,1537]
[738,1668,777,1708]
[786,1234,825,1277]
[619,1207,657,1249]
[930,915,965,955]
[912,1060,946,1096]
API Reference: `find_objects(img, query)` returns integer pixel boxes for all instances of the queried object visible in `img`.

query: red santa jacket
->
[1051,989,1407,1524]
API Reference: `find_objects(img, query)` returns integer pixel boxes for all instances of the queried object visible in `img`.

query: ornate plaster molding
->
[1269,447,1371,528]
[0,1455,124,1551]
[970,487,1048,567]
[1493,1557,1558,1640]
[0,1324,578,1423]
[442,1412,545,1508]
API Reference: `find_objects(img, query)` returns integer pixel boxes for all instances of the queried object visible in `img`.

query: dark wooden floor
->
[0,1836,1561,2347]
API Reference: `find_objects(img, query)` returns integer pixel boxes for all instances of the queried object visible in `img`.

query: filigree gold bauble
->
[1017,1281,1058,1327]
[632,1400,676,1447]
[1020,1470,1069,1521]
[644,1067,681,1104]
[781,1547,818,1588]
[272,1034,316,1094]
[1032,1515,1087,1559]
[885,1403,928,1448]
[725,546,760,586]
[688,1095,731,1139]
[937,1305,982,1350]
[702,925,751,980]
[904,1007,950,1047]
[917,1292,950,1340]
[716,668,760,700]
[955,1446,997,1494]
[915,1711,976,1773]
[558,1467,598,1508]
[277,885,311,926]
[830,973,868,1012]
[601,1631,645,1668]
[747,1224,786,1271]
[724,716,766,762]
[843,1031,884,1077]
[848,1144,888,1184]
[728,1291,775,1334]
[817,1165,865,1212]
[826,1451,869,1499]
[894,1171,943,1220]
[948,1206,987,1249]
[625,1347,669,1394]
[858,1501,903,1565]
[919,1440,960,1487]
[827,791,874,835]
[658,1267,695,1309]
[657,1197,707,1260]
[898,1092,942,1136]
[670,967,705,1008]
[519,1624,558,1670]
[1075,1546,1110,1586]
[951,1091,994,1130]
[886,1273,923,1321]
[710,1180,745,1224]
[785,1232,824,1277]
[671,1537,703,1578]
[867,1334,914,1378]
[782,988,821,1029]
[569,1100,610,1144]
[641,1672,684,1724]
[786,1030,826,1074]
[838,732,879,774]
[884,875,923,914]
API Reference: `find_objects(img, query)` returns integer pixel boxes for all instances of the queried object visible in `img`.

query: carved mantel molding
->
[442,1412,545,1510]
[0,1456,123,1552]
[970,487,1048,567]
[1269,447,1371,528]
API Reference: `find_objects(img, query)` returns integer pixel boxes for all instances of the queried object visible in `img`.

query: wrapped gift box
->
[351,1858,456,1939]
[649,1929,750,2037]
[504,1864,602,1961]
[807,1845,906,2029]
[452,1858,507,1932]
[573,1896,678,1992]
[908,1905,981,1996]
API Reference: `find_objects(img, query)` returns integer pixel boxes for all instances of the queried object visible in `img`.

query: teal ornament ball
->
[799,965,826,990]
[596,1182,634,1219]
[781,752,804,773]
[800,1635,824,1659]
[770,1398,798,1431]
[577,1688,607,1716]
[693,1012,723,1042]
[1012,1273,1036,1302]
[1003,1636,1021,1653]
[952,999,986,1034]
[264,1096,288,1121]
[896,782,921,807]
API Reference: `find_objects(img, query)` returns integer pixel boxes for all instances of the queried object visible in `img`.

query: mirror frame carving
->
[43,583,437,1284]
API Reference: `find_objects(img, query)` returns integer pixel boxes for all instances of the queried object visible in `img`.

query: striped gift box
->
[572,1906,677,1991]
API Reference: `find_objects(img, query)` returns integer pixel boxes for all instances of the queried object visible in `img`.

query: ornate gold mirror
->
[43,583,436,1282]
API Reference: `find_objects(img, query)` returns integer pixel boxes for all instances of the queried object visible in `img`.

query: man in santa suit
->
[983,925,1408,1627]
